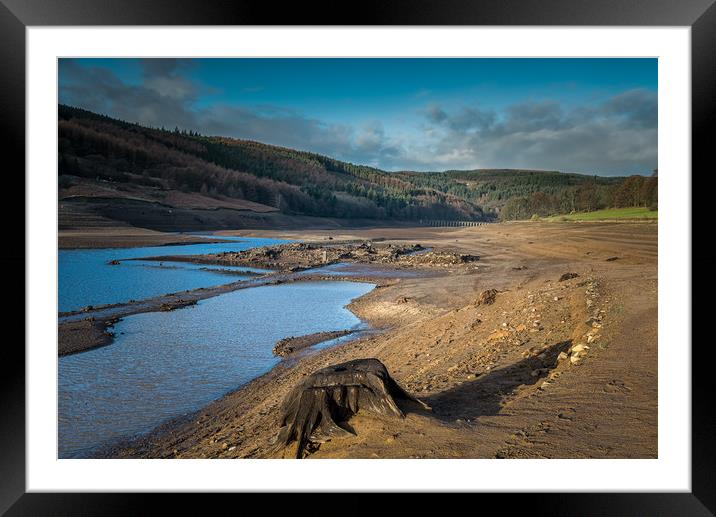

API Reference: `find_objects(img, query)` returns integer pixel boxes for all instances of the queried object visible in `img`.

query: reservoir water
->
[58,236,286,313]
[58,280,375,458]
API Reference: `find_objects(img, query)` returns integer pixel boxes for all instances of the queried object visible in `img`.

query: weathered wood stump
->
[272,358,429,458]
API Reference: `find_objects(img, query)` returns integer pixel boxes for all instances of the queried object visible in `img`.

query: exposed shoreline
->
[92,221,657,459]
[58,227,230,249]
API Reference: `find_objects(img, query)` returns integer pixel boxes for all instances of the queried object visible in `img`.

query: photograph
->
[57,57,659,460]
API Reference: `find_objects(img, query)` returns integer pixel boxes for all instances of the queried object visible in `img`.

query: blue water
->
[58,236,286,312]
[58,281,375,458]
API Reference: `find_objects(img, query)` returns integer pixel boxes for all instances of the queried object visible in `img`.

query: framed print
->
[2,0,708,513]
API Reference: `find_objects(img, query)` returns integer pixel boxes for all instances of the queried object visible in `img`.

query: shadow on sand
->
[421,339,573,422]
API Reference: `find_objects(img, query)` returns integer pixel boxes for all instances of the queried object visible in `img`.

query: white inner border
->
[27,27,691,492]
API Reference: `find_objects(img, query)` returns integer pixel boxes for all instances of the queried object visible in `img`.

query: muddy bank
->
[58,318,118,356]
[59,227,228,249]
[107,222,657,460]
[272,330,355,357]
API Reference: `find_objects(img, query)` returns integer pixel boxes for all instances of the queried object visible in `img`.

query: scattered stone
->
[158,299,197,312]
[559,272,579,282]
[458,254,480,263]
[488,329,510,341]
[530,368,550,377]
[476,289,498,306]
[571,344,589,354]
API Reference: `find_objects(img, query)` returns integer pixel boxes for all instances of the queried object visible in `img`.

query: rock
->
[515,324,527,332]
[476,289,498,306]
[458,254,480,263]
[559,272,579,282]
[570,355,582,365]
[571,344,589,354]
[272,330,353,357]
[159,299,197,312]
[557,352,569,361]
[606,256,619,262]
[530,368,549,377]
[488,329,510,341]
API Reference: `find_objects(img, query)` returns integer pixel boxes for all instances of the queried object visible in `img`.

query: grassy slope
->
[545,207,658,221]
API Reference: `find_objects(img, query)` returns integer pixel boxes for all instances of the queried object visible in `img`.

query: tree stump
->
[272,358,429,458]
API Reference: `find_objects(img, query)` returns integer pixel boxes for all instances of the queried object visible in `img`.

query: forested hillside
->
[58,105,656,222]
[58,105,486,221]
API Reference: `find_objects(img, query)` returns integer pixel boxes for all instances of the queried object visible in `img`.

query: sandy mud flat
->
[90,221,657,459]
[59,226,228,249]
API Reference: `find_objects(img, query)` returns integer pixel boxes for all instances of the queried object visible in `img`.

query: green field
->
[544,207,658,221]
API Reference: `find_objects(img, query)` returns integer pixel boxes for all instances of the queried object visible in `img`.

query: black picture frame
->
[2,0,706,514]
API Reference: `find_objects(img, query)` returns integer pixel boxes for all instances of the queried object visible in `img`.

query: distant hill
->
[58,105,656,225]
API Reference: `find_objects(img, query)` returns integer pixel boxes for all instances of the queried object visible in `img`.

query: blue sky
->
[59,58,657,175]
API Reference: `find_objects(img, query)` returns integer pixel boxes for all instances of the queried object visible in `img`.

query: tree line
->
[58,104,656,222]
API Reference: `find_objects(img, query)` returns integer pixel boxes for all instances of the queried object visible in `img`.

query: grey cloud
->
[59,60,657,175]
[59,60,406,168]
[140,58,188,77]
[602,88,657,129]
[420,94,657,175]
[425,105,448,124]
